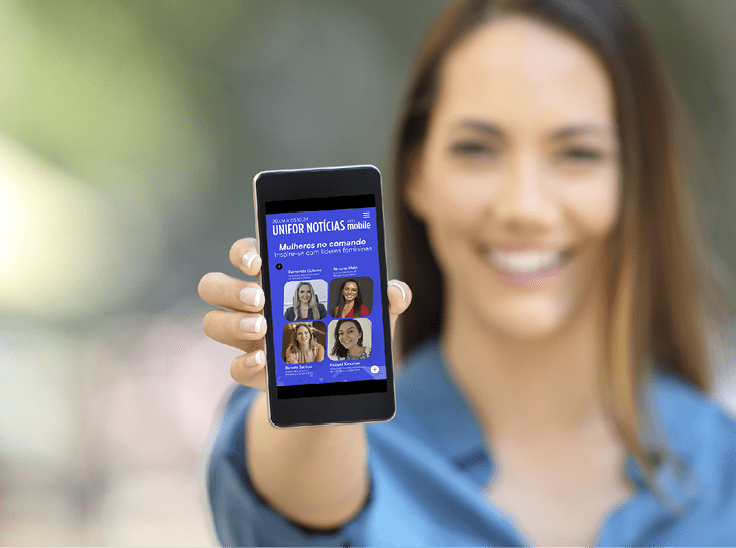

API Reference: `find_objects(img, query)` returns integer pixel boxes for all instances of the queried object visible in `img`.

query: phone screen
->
[264,194,389,400]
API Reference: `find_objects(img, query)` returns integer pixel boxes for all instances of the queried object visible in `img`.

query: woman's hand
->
[198,237,412,392]
[198,238,268,391]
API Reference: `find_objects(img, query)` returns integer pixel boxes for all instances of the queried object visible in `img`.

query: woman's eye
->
[558,148,603,164]
[449,140,498,158]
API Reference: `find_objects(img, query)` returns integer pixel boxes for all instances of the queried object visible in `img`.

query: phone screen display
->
[264,194,388,400]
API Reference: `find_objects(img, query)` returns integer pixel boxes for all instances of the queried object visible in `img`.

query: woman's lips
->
[479,245,574,287]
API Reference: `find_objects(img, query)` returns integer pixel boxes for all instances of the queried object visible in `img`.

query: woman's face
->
[408,17,620,340]
[296,326,311,347]
[342,282,358,302]
[338,322,361,350]
[298,284,312,303]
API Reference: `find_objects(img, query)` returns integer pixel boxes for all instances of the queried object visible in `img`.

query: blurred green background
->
[1,1,734,545]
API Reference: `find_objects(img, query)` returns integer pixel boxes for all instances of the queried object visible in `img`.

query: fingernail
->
[240,316,264,333]
[242,251,259,270]
[389,282,406,303]
[240,287,263,307]
[245,351,265,367]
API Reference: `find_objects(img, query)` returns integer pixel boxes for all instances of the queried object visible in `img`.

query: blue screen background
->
[265,205,386,387]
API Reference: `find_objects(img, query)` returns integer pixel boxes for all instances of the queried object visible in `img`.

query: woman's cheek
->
[423,216,477,284]
[442,172,498,217]
[427,183,489,232]
[421,147,497,213]
[561,176,620,234]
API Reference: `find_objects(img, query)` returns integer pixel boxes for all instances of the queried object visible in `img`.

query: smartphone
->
[253,165,396,427]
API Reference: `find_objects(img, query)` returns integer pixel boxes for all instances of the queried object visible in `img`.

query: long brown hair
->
[331,319,365,359]
[292,282,322,320]
[394,0,729,492]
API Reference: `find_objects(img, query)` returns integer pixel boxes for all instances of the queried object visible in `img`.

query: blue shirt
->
[207,340,736,546]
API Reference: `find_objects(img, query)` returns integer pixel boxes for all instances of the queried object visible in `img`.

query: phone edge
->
[253,165,396,429]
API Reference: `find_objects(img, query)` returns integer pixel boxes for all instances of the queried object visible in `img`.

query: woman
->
[284,281,327,321]
[333,279,369,318]
[199,0,736,545]
[284,323,325,364]
[330,319,371,360]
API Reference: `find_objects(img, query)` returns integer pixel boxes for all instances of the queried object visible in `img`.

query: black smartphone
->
[253,165,396,427]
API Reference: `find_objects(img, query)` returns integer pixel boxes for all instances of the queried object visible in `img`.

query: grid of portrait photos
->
[281,277,374,364]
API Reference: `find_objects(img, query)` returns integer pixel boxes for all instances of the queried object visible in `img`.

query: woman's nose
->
[491,155,559,230]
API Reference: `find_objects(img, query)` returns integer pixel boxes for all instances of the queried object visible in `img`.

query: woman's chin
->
[481,301,578,342]
[495,317,562,341]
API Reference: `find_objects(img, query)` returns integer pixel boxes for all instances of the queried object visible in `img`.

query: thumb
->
[387,280,412,339]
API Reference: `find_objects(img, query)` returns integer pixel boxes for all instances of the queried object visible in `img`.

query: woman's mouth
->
[480,246,574,285]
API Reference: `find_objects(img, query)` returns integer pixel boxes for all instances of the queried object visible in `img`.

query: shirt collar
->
[398,339,706,508]
[397,339,492,483]
[632,369,708,512]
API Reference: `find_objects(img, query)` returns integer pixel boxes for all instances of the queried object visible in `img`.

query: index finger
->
[230,238,263,277]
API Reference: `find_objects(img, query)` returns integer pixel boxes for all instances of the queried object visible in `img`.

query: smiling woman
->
[332,278,370,318]
[399,15,633,542]
[284,281,327,321]
[284,323,325,364]
[406,16,621,340]
[202,0,736,545]
[330,319,372,360]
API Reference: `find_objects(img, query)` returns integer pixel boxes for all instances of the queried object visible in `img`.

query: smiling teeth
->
[486,249,564,273]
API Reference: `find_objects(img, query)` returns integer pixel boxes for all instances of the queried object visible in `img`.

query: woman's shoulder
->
[648,370,736,504]
[385,340,467,436]
[363,340,491,496]
[395,339,444,388]
[650,370,736,440]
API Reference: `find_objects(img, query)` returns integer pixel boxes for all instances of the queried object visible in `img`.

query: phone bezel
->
[253,165,396,428]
